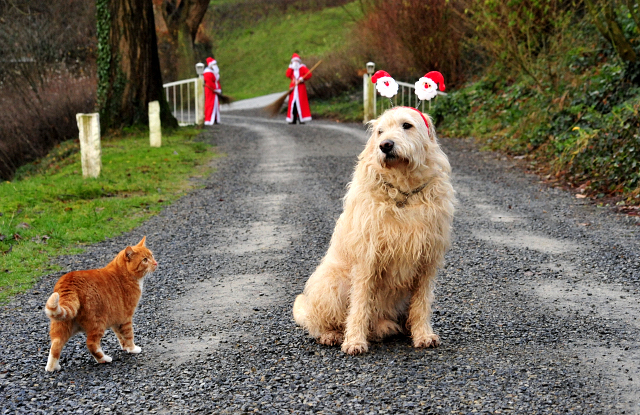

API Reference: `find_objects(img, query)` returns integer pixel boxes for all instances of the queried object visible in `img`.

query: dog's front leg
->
[342,268,374,355]
[408,269,440,348]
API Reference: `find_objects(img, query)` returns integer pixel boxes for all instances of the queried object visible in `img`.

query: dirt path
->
[1,111,639,414]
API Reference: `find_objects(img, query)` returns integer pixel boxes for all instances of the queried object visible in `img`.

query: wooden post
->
[363,62,376,123]
[196,76,205,126]
[149,101,161,147]
[76,113,102,178]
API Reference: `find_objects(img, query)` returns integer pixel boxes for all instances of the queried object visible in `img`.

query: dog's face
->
[363,107,450,179]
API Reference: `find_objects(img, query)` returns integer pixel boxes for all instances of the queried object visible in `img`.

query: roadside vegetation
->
[0,0,96,180]
[432,0,640,207]
[0,129,216,302]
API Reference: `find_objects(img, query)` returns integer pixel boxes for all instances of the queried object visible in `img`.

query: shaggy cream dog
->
[293,106,455,355]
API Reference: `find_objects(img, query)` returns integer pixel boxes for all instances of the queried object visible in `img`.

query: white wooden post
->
[195,62,205,126]
[76,113,101,178]
[196,77,205,126]
[363,62,376,123]
[149,101,161,147]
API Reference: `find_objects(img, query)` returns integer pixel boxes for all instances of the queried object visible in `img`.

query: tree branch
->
[586,0,637,62]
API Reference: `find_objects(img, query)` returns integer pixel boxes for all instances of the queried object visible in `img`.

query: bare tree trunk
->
[97,0,177,130]
[157,0,211,80]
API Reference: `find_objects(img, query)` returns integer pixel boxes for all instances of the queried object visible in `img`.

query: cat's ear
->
[136,236,146,247]
[125,246,134,261]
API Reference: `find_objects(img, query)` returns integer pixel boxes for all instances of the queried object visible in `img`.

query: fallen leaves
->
[31,235,51,244]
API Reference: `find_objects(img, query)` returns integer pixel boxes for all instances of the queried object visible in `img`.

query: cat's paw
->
[97,354,112,364]
[126,345,142,354]
[45,361,61,372]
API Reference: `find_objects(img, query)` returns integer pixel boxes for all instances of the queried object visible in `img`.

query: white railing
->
[377,81,447,115]
[163,78,199,126]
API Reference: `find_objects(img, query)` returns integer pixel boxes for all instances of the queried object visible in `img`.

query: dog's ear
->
[417,111,437,142]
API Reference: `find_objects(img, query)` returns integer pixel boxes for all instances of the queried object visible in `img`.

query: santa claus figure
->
[286,53,312,124]
[203,57,221,125]
[415,71,446,102]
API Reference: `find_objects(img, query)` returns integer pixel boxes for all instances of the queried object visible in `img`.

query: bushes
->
[354,0,466,85]
[305,0,468,100]
[465,0,576,91]
[0,71,96,180]
[434,51,640,204]
[0,0,97,179]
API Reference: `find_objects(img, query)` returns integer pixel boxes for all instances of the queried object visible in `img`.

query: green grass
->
[311,89,364,122]
[0,129,217,302]
[213,2,361,100]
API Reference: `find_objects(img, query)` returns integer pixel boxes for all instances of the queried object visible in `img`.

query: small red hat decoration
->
[291,53,301,61]
[206,57,216,66]
[424,71,445,92]
[371,70,391,84]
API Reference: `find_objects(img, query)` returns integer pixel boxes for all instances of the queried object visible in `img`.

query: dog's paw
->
[318,331,343,346]
[413,333,440,348]
[341,340,369,355]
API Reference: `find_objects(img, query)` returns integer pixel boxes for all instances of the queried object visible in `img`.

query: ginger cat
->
[44,236,157,372]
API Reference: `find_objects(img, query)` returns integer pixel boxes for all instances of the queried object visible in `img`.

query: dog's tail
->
[45,292,79,321]
[292,294,308,327]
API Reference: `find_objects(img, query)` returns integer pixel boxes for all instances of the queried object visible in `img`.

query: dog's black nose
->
[380,140,395,154]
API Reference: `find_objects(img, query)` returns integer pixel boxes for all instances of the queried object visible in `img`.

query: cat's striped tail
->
[45,292,79,321]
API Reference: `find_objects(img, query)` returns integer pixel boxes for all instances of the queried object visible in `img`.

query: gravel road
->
[1,110,639,414]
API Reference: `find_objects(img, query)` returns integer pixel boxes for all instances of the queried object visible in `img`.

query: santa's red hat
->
[371,70,392,84]
[423,71,445,91]
[206,57,217,66]
[291,53,301,61]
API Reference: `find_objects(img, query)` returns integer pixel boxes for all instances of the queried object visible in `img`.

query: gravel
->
[1,110,639,414]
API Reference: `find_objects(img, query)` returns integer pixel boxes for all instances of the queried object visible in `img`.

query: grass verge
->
[0,128,217,303]
[311,88,364,123]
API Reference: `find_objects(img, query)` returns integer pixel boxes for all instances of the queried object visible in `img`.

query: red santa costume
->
[203,57,221,125]
[286,53,312,124]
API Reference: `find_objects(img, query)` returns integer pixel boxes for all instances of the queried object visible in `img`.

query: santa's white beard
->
[291,61,301,71]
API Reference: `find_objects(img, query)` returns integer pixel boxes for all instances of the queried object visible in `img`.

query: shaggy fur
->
[44,237,157,371]
[293,107,455,355]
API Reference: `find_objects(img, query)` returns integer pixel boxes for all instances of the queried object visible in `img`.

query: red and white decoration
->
[204,57,221,125]
[371,70,399,98]
[415,71,445,101]
[286,53,312,123]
